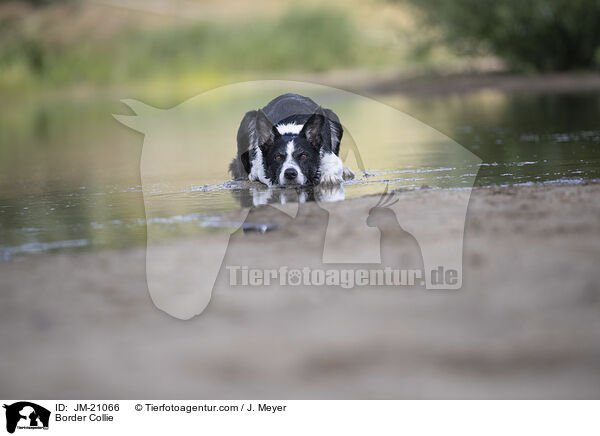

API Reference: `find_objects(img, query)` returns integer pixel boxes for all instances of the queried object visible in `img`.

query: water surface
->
[1,89,599,259]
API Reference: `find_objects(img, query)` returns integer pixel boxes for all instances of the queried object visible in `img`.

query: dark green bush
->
[402,0,600,71]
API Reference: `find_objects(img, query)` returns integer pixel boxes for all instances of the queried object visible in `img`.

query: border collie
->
[229,93,354,186]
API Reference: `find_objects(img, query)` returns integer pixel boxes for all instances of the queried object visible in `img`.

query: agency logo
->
[3,402,50,434]
[114,80,481,320]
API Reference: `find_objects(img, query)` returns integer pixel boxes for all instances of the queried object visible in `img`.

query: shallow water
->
[1,89,599,259]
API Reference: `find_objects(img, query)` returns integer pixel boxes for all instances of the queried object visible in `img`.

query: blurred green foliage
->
[0,0,68,5]
[0,6,385,90]
[123,9,359,75]
[402,0,600,71]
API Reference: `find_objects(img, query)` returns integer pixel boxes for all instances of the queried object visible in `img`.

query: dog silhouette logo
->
[3,402,50,434]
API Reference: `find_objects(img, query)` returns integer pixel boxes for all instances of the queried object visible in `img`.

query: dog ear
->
[255,110,278,147]
[323,108,343,154]
[300,109,326,149]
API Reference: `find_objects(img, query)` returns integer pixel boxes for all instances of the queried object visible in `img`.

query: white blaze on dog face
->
[278,140,306,185]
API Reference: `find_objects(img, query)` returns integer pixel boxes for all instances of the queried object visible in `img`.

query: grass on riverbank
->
[0,3,399,92]
[0,0,487,95]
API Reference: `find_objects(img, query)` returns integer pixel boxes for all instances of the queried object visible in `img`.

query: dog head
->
[256,110,327,186]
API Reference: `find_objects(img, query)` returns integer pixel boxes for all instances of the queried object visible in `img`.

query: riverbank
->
[1,181,600,398]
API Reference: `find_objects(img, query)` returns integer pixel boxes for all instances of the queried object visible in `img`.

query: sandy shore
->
[1,182,600,398]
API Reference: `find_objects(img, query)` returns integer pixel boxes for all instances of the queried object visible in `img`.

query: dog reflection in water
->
[229,184,340,238]
[233,183,345,208]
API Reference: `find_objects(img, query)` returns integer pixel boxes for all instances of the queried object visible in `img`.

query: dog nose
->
[284,168,298,180]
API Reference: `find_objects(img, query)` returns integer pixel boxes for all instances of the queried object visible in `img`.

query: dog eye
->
[299,153,308,159]
[275,155,284,161]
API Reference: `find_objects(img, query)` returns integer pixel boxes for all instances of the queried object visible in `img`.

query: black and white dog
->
[229,93,354,186]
